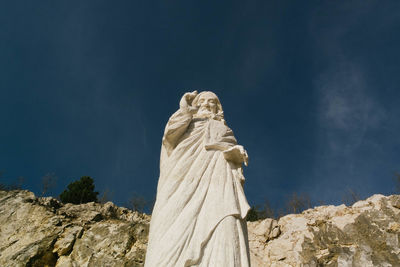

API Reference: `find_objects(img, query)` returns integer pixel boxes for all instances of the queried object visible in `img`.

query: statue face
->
[197,92,218,116]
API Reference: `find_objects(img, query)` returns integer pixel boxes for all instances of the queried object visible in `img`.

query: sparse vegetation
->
[246,192,312,221]
[98,188,114,204]
[41,173,57,197]
[342,188,360,206]
[245,206,262,222]
[59,176,99,204]
[126,193,148,213]
[0,171,25,191]
[285,192,311,214]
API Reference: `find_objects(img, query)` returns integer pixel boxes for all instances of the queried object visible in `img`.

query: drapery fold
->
[145,108,250,267]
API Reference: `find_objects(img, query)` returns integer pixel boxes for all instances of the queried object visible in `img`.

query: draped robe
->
[145,107,251,267]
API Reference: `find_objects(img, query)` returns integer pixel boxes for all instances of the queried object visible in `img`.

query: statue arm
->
[162,91,198,155]
[204,123,236,151]
[162,108,192,154]
[204,121,249,166]
[204,133,236,151]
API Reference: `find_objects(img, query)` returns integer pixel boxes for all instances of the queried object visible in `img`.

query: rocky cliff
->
[0,190,149,267]
[248,194,400,267]
[1,190,399,267]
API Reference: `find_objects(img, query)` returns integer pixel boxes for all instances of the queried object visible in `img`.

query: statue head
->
[192,91,224,119]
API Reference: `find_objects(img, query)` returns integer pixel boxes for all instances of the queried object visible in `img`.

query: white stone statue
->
[145,91,251,267]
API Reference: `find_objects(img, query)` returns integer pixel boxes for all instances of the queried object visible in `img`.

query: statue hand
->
[223,145,249,166]
[179,90,198,110]
[237,145,249,166]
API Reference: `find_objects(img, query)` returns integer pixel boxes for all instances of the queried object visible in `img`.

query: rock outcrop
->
[0,190,149,267]
[1,190,399,266]
[248,194,400,267]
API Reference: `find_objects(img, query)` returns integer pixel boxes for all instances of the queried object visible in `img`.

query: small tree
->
[127,193,148,213]
[261,200,275,219]
[246,206,263,222]
[98,188,114,204]
[60,176,99,204]
[285,192,311,214]
[342,188,360,206]
[41,173,57,196]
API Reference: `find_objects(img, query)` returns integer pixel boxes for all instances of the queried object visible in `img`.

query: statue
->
[145,91,251,267]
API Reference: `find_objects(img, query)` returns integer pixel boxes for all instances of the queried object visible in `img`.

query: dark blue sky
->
[1,1,400,211]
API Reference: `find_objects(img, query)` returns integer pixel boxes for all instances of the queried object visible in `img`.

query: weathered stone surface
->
[0,190,63,267]
[56,221,147,267]
[248,194,400,266]
[53,226,83,256]
[0,190,149,267]
[1,190,399,266]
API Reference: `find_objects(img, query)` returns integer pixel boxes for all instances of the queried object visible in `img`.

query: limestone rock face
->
[248,194,400,267]
[0,190,149,267]
[1,190,399,266]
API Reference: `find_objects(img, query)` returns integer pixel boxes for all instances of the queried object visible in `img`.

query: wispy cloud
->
[303,0,400,203]
[316,62,386,154]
